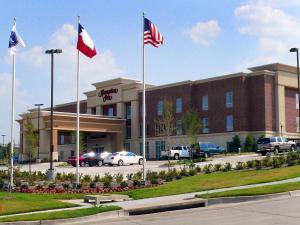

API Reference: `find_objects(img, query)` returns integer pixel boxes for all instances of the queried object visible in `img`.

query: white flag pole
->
[10,18,16,191]
[76,15,80,185]
[142,12,146,182]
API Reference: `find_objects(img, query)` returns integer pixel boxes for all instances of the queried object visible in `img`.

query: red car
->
[67,152,95,167]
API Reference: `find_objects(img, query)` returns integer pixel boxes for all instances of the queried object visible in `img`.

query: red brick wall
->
[285,88,298,133]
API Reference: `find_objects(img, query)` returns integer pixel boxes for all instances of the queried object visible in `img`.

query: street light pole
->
[1,135,5,148]
[45,49,62,180]
[34,103,43,162]
[290,48,300,149]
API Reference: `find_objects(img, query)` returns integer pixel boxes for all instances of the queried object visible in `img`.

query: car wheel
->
[291,145,296,152]
[139,158,143,165]
[174,154,179,160]
[118,160,124,166]
[97,160,103,167]
[261,151,267,156]
[79,161,85,167]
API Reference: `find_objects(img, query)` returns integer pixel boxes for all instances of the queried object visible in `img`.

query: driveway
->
[0,153,263,177]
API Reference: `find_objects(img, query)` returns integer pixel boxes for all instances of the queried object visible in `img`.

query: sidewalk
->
[1,176,300,219]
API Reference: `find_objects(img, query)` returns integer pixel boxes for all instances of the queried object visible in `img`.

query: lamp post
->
[45,49,62,180]
[34,103,43,162]
[290,48,300,150]
[1,135,5,148]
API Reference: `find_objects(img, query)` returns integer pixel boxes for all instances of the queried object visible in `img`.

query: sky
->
[1,0,300,144]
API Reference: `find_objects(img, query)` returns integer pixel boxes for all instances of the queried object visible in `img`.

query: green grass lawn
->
[124,165,300,199]
[197,181,300,199]
[0,192,84,216]
[0,206,121,222]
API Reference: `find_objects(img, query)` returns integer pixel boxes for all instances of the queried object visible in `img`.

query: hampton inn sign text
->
[98,88,119,102]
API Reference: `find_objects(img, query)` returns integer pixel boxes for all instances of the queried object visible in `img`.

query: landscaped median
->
[196,181,300,199]
[0,206,121,223]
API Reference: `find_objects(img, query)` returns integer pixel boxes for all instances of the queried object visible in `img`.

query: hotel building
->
[18,63,300,161]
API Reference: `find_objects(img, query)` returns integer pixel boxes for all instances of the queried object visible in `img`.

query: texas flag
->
[77,23,97,58]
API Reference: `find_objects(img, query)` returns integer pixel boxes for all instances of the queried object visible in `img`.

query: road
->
[84,196,300,225]
[0,153,263,177]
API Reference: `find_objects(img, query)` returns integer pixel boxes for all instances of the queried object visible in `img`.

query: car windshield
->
[111,153,119,156]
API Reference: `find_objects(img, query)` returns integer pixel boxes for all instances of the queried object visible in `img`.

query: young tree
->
[182,108,201,160]
[25,114,37,174]
[232,135,241,152]
[244,133,257,152]
[155,99,175,170]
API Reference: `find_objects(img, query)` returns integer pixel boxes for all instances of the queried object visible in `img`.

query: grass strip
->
[197,181,300,199]
[125,165,300,199]
[0,206,121,222]
[0,192,84,216]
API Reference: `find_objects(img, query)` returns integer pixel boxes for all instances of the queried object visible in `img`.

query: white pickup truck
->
[160,146,190,160]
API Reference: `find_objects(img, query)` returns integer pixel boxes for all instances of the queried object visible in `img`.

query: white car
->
[104,151,144,166]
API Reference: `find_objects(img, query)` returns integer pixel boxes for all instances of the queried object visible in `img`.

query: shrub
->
[203,164,214,174]
[93,174,101,183]
[81,174,92,184]
[255,160,262,170]
[133,171,142,181]
[244,133,257,152]
[120,181,128,188]
[166,175,173,182]
[158,170,167,180]
[89,182,96,188]
[188,169,197,176]
[214,164,223,172]
[66,173,76,182]
[103,180,111,188]
[236,162,246,170]
[126,173,133,180]
[189,162,196,169]
[246,160,256,169]
[262,157,273,168]
[0,178,4,189]
[272,157,281,168]
[102,173,113,183]
[48,183,56,189]
[133,179,141,187]
[195,165,201,173]
[180,167,189,177]
[115,173,124,183]
[223,162,232,172]
[286,152,300,166]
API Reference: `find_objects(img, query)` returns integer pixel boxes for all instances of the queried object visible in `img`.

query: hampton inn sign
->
[98,88,119,102]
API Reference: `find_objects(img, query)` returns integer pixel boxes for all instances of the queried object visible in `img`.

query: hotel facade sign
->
[98,88,119,102]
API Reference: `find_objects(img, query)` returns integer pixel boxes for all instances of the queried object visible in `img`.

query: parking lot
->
[0,153,264,177]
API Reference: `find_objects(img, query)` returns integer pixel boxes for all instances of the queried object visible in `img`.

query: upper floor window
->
[157,100,163,116]
[108,107,114,116]
[202,95,208,111]
[202,117,209,133]
[296,94,299,110]
[226,115,233,132]
[176,120,182,135]
[226,91,233,108]
[176,98,182,113]
[126,103,131,119]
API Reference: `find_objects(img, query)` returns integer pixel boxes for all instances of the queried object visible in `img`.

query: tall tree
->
[182,108,201,159]
[25,114,37,174]
[155,99,175,170]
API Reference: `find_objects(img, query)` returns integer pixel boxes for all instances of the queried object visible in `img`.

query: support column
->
[115,132,122,151]
[52,129,58,161]
[275,76,286,136]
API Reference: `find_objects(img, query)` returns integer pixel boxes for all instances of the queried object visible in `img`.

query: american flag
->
[144,18,164,48]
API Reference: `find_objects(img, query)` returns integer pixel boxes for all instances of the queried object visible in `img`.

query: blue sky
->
[1,0,300,143]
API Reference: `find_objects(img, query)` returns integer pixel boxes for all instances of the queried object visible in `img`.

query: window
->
[155,123,166,136]
[202,95,208,111]
[297,117,300,132]
[176,98,182,113]
[202,118,209,133]
[59,135,65,145]
[226,115,233,131]
[108,107,114,116]
[226,92,233,108]
[126,103,131,119]
[139,142,149,159]
[176,120,182,135]
[126,125,131,139]
[139,124,150,137]
[124,143,130,151]
[277,137,282,142]
[103,104,116,116]
[126,152,135,156]
[91,107,96,115]
[296,94,299,110]
[157,100,163,116]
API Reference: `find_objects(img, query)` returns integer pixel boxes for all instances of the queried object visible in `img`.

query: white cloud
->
[234,1,300,68]
[18,23,124,104]
[185,20,220,47]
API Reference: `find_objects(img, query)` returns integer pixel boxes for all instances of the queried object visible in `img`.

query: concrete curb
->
[0,210,128,225]
[207,190,300,206]
[126,198,208,215]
